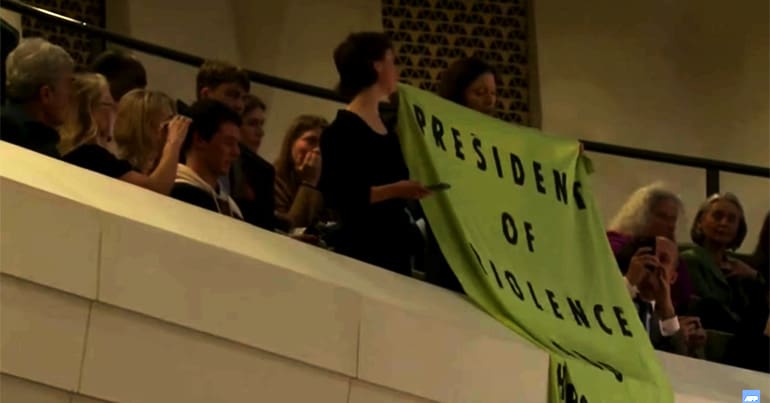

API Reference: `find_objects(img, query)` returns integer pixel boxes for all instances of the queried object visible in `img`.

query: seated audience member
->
[1,38,74,158]
[196,61,277,230]
[90,49,147,101]
[273,114,330,229]
[681,193,766,334]
[615,237,707,357]
[113,89,177,174]
[60,74,190,194]
[196,60,249,114]
[240,94,267,153]
[607,183,694,311]
[751,212,769,279]
[232,94,280,231]
[437,57,498,116]
[320,32,432,276]
[170,99,242,219]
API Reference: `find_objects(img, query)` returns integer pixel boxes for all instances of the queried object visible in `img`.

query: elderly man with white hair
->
[1,37,74,158]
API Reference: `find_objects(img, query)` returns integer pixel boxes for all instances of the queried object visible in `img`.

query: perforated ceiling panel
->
[383,0,530,124]
[21,0,106,69]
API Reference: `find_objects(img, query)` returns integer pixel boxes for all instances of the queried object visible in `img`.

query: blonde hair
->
[113,89,175,173]
[58,73,109,155]
[608,182,684,237]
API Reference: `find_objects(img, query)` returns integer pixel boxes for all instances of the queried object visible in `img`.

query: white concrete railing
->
[0,142,767,403]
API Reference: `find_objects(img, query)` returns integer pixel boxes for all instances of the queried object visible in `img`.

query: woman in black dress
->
[319,32,432,276]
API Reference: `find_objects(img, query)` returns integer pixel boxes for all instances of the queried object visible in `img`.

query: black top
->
[0,104,61,158]
[230,143,278,231]
[319,109,418,275]
[62,144,133,178]
[171,183,219,213]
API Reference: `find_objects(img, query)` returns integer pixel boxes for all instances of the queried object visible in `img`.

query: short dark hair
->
[182,99,242,155]
[242,93,266,116]
[196,60,250,99]
[333,32,393,98]
[690,193,748,250]
[90,49,147,101]
[437,57,498,106]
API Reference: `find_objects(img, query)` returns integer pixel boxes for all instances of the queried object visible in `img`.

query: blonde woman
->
[60,73,191,194]
[114,89,176,174]
[273,114,330,229]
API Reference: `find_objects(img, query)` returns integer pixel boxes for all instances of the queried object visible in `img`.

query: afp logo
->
[742,390,760,402]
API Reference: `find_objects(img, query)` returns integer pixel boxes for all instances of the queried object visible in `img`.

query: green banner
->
[396,84,674,403]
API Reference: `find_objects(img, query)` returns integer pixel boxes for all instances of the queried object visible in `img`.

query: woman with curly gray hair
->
[606,182,694,311]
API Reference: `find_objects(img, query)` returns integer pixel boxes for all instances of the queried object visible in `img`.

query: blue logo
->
[743,390,760,402]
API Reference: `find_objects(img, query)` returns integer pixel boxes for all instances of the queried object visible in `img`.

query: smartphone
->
[426,182,451,192]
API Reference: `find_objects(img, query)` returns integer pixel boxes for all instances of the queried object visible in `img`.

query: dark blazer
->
[635,300,688,356]
[230,144,279,231]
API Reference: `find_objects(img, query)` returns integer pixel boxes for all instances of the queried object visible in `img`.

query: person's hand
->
[679,316,707,349]
[627,247,658,287]
[391,180,432,200]
[298,148,321,187]
[165,115,192,149]
[725,259,759,280]
[652,265,675,319]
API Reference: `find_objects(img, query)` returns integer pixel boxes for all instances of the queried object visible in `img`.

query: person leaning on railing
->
[273,114,336,232]
[59,73,190,195]
[113,89,178,175]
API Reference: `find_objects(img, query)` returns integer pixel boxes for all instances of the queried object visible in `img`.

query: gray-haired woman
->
[607,183,694,310]
[681,193,766,334]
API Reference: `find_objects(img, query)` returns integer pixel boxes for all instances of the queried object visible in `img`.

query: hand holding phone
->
[425,182,451,192]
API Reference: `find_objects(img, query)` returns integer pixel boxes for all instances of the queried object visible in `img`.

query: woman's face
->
[646,198,679,240]
[698,199,742,247]
[241,106,266,153]
[93,85,117,142]
[375,49,399,96]
[291,128,321,168]
[463,72,497,115]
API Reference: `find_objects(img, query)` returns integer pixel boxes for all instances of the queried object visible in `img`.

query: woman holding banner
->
[319,32,431,276]
[437,57,499,116]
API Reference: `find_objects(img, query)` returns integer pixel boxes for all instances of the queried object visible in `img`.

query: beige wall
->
[230,0,380,161]
[533,0,769,251]
[108,0,379,163]
[106,0,242,104]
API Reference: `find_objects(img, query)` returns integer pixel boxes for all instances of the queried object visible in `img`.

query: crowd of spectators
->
[1,32,767,373]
